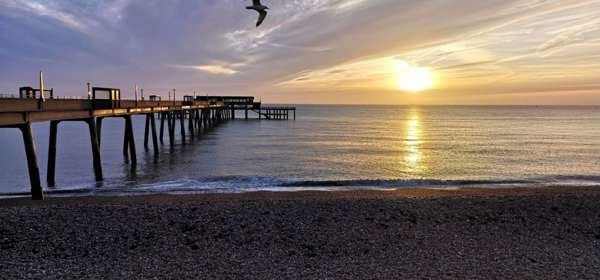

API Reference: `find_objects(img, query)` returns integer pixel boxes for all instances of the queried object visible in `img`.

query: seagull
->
[246,0,268,27]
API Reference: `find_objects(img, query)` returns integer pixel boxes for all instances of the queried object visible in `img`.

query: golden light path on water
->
[403,110,423,173]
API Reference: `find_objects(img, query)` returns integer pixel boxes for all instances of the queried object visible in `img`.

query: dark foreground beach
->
[1,186,600,279]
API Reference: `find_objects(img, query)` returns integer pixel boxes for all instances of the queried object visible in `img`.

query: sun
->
[396,65,433,92]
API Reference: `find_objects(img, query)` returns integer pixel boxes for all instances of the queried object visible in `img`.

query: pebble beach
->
[1,186,600,279]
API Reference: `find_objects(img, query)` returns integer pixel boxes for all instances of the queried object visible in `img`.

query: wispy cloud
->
[1,0,87,31]
[172,64,239,76]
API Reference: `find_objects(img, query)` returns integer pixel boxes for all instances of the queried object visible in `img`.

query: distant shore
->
[1,186,600,279]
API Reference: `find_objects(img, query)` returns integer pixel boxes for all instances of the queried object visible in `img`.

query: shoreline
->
[1,185,600,279]
[1,184,598,207]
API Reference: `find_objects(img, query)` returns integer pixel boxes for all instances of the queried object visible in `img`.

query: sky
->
[1,0,600,105]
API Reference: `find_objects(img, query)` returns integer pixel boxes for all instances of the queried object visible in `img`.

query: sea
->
[1,105,600,197]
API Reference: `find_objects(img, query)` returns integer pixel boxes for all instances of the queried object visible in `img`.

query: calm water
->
[1,105,600,197]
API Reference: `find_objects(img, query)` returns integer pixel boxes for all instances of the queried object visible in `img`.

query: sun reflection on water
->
[404,111,423,172]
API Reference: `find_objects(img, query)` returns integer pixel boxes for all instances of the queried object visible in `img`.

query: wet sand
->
[1,186,600,279]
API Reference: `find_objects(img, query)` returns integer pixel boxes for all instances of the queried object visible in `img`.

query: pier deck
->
[0,98,222,126]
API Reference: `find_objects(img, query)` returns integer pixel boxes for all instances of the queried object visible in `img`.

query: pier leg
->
[245,105,248,120]
[188,110,194,137]
[125,115,137,165]
[96,117,103,147]
[123,119,129,158]
[198,110,203,129]
[150,113,159,155]
[179,110,186,142]
[144,114,150,150]
[206,109,210,128]
[159,112,165,144]
[47,120,59,186]
[19,123,44,200]
[197,110,202,131]
[203,110,207,128]
[168,112,175,146]
[294,110,296,120]
[232,108,235,120]
[86,118,103,181]
[205,110,209,128]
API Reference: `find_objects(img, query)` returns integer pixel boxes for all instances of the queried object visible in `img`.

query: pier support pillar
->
[86,118,103,181]
[245,105,248,120]
[188,110,194,137]
[159,112,165,144]
[123,119,129,157]
[144,114,150,149]
[199,110,204,131]
[123,115,137,164]
[168,112,175,146]
[179,110,186,142]
[207,109,211,127]
[96,117,103,147]
[206,110,210,128]
[47,120,59,186]
[19,123,44,200]
[204,109,209,128]
[197,110,202,131]
[149,113,159,155]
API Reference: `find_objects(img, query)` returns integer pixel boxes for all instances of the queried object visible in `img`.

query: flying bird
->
[246,0,269,27]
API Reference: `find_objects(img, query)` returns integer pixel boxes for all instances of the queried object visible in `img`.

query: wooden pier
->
[255,106,296,120]
[0,87,296,200]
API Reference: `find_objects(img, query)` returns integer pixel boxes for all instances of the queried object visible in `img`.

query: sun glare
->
[396,64,433,92]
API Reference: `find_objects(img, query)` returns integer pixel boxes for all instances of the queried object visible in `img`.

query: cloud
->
[1,0,87,31]
[172,64,239,76]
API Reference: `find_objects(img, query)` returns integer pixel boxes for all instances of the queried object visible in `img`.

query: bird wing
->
[253,0,262,6]
[256,10,267,27]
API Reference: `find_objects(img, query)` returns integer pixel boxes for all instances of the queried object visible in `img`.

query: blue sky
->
[1,0,600,104]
